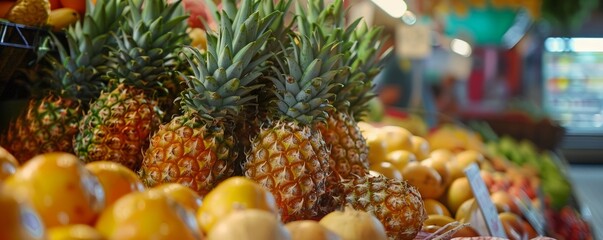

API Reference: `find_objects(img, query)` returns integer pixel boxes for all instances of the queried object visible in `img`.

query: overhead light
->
[450,38,472,57]
[569,38,603,52]
[372,0,407,18]
[544,37,566,52]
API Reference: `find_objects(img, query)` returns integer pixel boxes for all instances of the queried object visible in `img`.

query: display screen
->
[542,38,603,134]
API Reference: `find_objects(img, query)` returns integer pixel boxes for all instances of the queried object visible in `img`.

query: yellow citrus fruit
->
[384,150,417,171]
[149,183,203,212]
[446,177,474,215]
[379,125,413,153]
[95,190,202,240]
[421,157,452,188]
[3,152,104,227]
[423,199,452,217]
[455,198,476,222]
[47,224,104,240]
[369,161,403,180]
[0,185,46,240]
[455,150,485,169]
[85,161,144,207]
[365,131,388,164]
[197,176,278,234]
[410,136,430,161]
[430,149,455,162]
[0,146,18,180]
[401,162,444,199]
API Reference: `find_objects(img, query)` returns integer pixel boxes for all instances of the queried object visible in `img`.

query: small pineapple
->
[139,0,281,195]
[244,29,342,222]
[0,0,127,163]
[5,0,50,26]
[74,0,189,169]
[342,174,427,240]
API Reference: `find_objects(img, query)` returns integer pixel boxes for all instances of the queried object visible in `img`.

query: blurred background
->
[345,0,602,239]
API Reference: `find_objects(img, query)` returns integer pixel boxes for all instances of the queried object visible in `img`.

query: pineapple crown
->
[179,0,281,124]
[268,30,342,125]
[295,0,366,113]
[346,23,391,121]
[296,0,391,120]
[40,0,127,103]
[107,0,190,93]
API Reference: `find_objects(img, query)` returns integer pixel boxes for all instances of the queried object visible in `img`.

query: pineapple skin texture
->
[139,114,236,196]
[342,174,427,240]
[317,111,369,178]
[1,95,81,163]
[244,121,330,222]
[74,85,162,170]
[5,0,50,26]
[314,111,370,218]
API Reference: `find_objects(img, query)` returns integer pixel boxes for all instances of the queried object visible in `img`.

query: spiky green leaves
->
[107,0,189,92]
[179,0,281,123]
[40,0,127,102]
[270,33,341,125]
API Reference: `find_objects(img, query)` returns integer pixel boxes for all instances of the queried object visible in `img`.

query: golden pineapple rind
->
[244,121,330,222]
[1,95,81,163]
[74,85,161,170]
[317,111,369,177]
[140,114,236,196]
[342,174,427,240]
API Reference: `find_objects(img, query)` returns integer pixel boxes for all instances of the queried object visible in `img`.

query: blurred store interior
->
[348,0,603,238]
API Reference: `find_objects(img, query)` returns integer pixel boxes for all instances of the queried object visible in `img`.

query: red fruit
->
[59,0,85,15]
[49,0,61,9]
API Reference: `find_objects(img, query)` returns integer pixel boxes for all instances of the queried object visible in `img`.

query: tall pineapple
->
[73,0,189,169]
[0,0,127,163]
[294,0,385,217]
[139,0,280,195]
[244,28,342,222]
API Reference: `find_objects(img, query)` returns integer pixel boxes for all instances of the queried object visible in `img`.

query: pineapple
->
[342,174,427,240]
[296,0,389,217]
[139,0,281,195]
[73,0,189,169]
[243,27,343,222]
[0,0,127,163]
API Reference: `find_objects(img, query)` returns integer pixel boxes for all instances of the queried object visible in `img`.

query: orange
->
[149,183,202,211]
[85,161,144,207]
[410,136,430,161]
[365,131,388,164]
[446,177,474,215]
[0,146,18,181]
[3,152,105,227]
[379,125,413,153]
[95,190,202,240]
[401,162,444,199]
[197,176,278,234]
[0,185,46,240]
[59,0,85,15]
[47,224,104,240]
[384,149,416,171]
[369,161,403,180]
[422,199,451,217]
[421,157,452,187]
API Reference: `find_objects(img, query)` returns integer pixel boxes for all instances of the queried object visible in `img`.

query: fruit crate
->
[460,111,565,151]
[0,21,48,96]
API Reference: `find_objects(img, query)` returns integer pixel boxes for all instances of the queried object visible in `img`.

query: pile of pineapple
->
[0,0,428,239]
